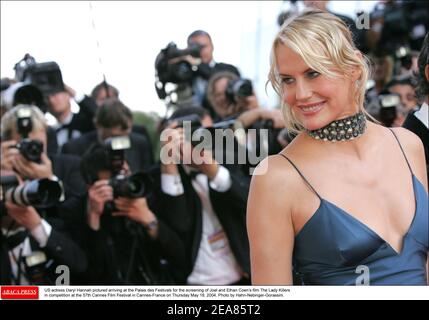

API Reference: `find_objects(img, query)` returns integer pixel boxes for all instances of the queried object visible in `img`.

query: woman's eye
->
[281,78,294,85]
[307,71,320,79]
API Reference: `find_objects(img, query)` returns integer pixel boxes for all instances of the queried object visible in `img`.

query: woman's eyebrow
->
[279,68,312,77]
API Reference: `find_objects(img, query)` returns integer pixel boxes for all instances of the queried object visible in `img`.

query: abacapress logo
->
[1,286,39,299]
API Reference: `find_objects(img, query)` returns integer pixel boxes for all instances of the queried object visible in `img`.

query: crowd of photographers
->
[0,0,428,285]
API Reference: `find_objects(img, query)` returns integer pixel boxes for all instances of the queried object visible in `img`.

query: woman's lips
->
[297,101,325,116]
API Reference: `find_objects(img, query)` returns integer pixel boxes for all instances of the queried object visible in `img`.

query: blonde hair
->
[268,9,373,134]
[1,104,47,140]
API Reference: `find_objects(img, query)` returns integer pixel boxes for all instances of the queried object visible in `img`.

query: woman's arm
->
[392,128,428,283]
[247,156,295,285]
[392,127,428,192]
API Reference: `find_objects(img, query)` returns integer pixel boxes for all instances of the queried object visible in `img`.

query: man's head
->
[91,82,120,107]
[46,90,72,120]
[416,33,429,102]
[95,98,133,142]
[386,77,418,111]
[80,143,130,185]
[206,71,242,119]
[187,30,214,64]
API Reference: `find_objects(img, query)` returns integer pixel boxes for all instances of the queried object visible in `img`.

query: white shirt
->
[50,105,82,149]
[161,165,242,285]
[414,102,429,129]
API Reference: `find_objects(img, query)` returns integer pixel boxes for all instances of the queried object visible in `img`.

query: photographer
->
[0,105,87,285]
[206,71,286,168]
[186,30,240,111]
[158,107,251,285]
[80,143,185,284]
[155,31,240,114]
[386,76,419,113]
[46,83,97,154]
[61,98,154,171]
[90,81,119,107]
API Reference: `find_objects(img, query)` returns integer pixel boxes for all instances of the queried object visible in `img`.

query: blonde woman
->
[247,10,428,285]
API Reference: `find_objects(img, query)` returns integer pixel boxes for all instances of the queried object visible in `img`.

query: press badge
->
[208,230,228,254]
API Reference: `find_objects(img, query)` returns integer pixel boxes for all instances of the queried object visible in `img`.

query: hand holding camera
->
[1,137,53,179]
[13,152,53,180]
[112,197,157,229]
[1,140,20,170]
[87,179,113,230]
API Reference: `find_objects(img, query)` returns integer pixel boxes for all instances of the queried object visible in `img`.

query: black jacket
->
[61,131,154,172]
[157,163,251,283]
[403,107,429,181]
[0,217,88,285]
[82,166,187,285]
[47,96,97,155]
[0,154,88,285]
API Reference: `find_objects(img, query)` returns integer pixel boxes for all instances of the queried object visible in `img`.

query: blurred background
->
[1,1,378,116]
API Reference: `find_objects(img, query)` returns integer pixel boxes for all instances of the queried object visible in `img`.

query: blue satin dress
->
[278,131,428,285]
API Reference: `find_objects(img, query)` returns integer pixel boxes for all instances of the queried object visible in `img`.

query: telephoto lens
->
[3,177,63,208]
[109,172,152,199]
[225,78,253,104]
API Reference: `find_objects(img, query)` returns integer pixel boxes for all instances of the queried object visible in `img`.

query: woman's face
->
[275,44,359,131]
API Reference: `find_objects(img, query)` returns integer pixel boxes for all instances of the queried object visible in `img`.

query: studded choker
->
[307,112,367,142]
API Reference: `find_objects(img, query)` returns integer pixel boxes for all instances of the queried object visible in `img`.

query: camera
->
[378,93,402,127]
[155,42,204,105]
[109,171,153,199]
[104,171,153,214]
[155,42,203,85]
[0,175,63,210]
[15,139,44,163]
[14,54,65,96]
[11,106,43,163]
[225,78,253,104]
[2,54,65,112]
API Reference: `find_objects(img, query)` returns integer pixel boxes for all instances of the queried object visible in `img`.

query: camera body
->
[13,106,44,163]
[155,42,203,85]
[4,54,65,112]
[155,42,204,105]
[225,78,253,105]
[109,172,152,199]
[15,139,44,163]
[14,54,65,96]
[378,93,402,127]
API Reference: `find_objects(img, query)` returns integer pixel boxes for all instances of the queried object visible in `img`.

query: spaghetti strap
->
[388,128,413,175]
[277,153,322,200]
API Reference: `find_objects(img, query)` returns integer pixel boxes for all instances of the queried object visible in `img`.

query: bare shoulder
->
[247,153,297,285]
[390,127,428,190]
[390,126,425,151]
[250,154,301,202]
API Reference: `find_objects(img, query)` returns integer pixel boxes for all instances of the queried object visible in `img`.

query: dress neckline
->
[295,174,425,256]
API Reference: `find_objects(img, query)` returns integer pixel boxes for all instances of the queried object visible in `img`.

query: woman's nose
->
[295,79,312,101]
